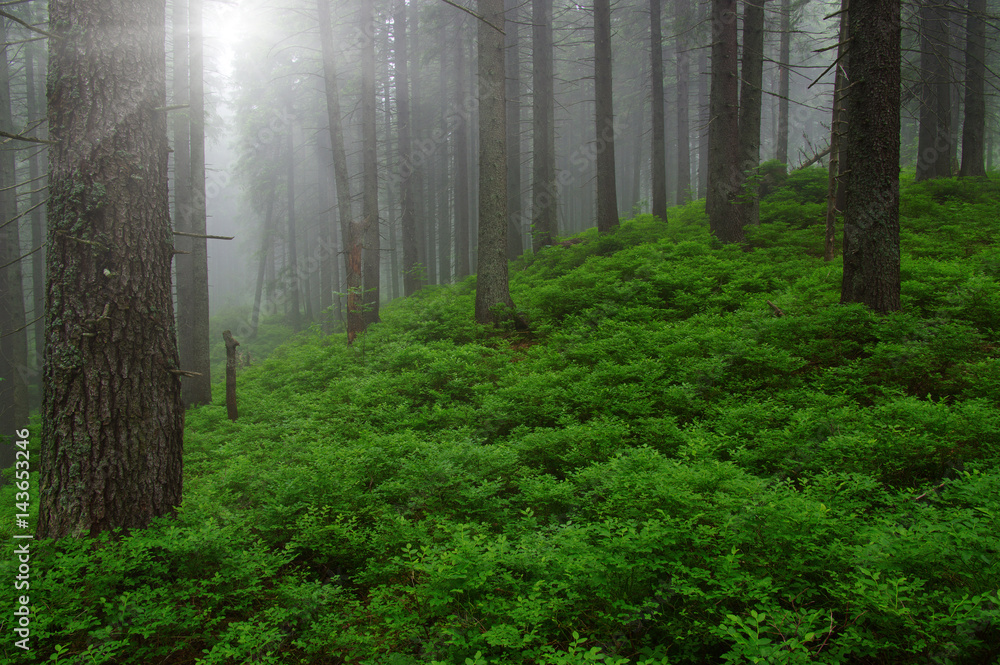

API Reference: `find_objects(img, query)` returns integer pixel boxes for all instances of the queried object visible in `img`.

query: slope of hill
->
[4,171,999,664]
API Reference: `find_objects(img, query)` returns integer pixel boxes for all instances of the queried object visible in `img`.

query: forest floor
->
[3,168,999,664]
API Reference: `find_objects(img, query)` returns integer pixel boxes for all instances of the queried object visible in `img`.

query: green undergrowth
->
[2,174,999,664]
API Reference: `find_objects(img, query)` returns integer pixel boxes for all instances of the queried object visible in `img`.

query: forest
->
[1,0,999,662]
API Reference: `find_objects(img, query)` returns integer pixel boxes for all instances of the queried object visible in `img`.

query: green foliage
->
[4,176,1000,664]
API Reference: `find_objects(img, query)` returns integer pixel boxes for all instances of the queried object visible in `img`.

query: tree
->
[737,0,766,228]
[594,0,619,233]
[675,0,692,204]
[39,0,184,537]
[361,0,380,326]
[959,0,987,177]
[915,0,952,181]
[454,24,472,278]
[284,107,302,332]
[182,0,212,406]
[649,0,667,220]
[706,0,742,243]
[840,0,901,313]
[825,0,849,262]
[475,0,517,325]
[776,0,791,165]
[504,0,525,259]
[0,15,29,468]
[532,0,556,248]
[395,0,419,295]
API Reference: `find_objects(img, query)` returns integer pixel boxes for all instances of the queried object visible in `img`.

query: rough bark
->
[737,0,765,228]
[915,0,952,181]
[959,0,987,177]
[532,0,557,248]
[840,0,901,313]
[361,0,380,325]
[706,0,743,243]
[825,0,849,262]
[39,0,185,537]
[650,0,667,220]
[675,0,691,204]
[776,0,790,164]
[475,0,517,325]
[505,0,524,259]
[594,0,619,233]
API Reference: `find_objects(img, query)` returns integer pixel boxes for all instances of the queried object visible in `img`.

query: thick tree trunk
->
[532,0,557,248]
[185,0,211,405]
[361,0,380,326]
[738,0,765,228]
[841,0,901,313]
[650,0,667,220]
[594,0,619,233]
[317,0,361,342]
[959,0,987,177]
[454,25,472,279]
[825,0,849,262]
[0,16,29,464]
[707,0,743,243]
[505,0,524,259]
[475,0,517,325]
[776,0,791,165]
[915,0,952,181]
[39,0,184,537]
[675,0,691,204]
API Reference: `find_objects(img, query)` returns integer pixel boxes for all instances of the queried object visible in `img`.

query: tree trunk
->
[185,0,211,405]
[825,0,849,262]
[223,330,239,421]
[172,0,193,394]
[532,0,557,248]
[675,0,691,204]
[776,0,791,164]
[395,0,419,295]
[39,0,185,537]
[915,0,952,181]
[841,0,901,313]
[25,39,46,380]
[594,0,619,233]
[475,0,517,325]
[0,15,29,466]
[505,0,525,259]
[360,0,380,326]
[707,0,743,243]
[650,0,667,220]
[454,24,472,278]
[316,0,361,342]
[698,45,709,198]
[959,0,986,177]
[285,110,302,332]
[737,0,765,228]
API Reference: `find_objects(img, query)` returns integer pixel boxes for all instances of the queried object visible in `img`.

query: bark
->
[737,0,765,228]
[840,0,901,314]
[395,0,418,295]
[186,0,211,405]
[915,0,952,181]
[285,111,301,332]
[505,0,524,259]
[959,0,987,177]
[532,0,557,248]
[594,0,619,233]
[454,24,472,279]
[0,15,29,464]
[675,0,692,204]
[360,0,380,326]
[223,330,239,421]
[776,0,791,164]
[475,0,517,326]
[316,0,361,342]
[650,0,667,220]
[825,0,849,262]
[39,0,184,537]
[706,0,743,243]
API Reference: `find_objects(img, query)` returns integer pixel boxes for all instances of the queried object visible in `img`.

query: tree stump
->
[222,330,240,421]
